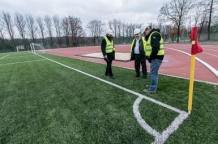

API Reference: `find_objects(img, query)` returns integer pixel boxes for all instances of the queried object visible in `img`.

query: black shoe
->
[142,75,147,79]
[110,76,115,79]
[135,75,140,77]
[105,74,110,76]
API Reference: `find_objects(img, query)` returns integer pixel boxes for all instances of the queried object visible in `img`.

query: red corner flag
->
[189,27,203,55]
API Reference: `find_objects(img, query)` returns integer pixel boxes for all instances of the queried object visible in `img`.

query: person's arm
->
[149,32,160,59]
[101,38,106,56]
[101,38,107,59]
[130,39,136,60]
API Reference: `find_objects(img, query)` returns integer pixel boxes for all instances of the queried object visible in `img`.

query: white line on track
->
[202,52,218,58]
[37,54,189,143]
[166,47,218,77]
[170,47,218,57]
[0,59,46,66]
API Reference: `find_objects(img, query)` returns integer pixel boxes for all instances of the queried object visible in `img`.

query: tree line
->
[0,0,217,52]
[159,0,218,42]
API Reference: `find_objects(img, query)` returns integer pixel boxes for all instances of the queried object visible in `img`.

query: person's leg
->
[108,60,113,76]
[149,59,162,91]
[141,59,147,78]
[107,53,115,79]
[135,55,140,77]
[104,58,110,76]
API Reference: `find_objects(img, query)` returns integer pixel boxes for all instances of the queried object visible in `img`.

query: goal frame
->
[30,43,44,54]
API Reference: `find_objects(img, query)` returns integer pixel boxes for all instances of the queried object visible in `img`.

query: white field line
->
[5,55,37,59]
[0,54,10,59]
[37,54,189,143]
[37,54,184,114]
[166,47,218,77]
[133,97,189,144]
[0,59,46,66]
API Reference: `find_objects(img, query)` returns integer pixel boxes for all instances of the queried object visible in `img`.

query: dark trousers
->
[134,54,147,76]
[104,52,114,76]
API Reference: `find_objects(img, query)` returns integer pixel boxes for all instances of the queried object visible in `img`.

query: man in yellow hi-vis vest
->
[141,24,164,93]
[101,29,115,79]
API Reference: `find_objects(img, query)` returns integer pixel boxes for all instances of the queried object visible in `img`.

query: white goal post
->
[16,45,25,52]
[30,43,45,54]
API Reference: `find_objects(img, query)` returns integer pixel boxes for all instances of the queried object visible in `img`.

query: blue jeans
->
[149,59,162,91]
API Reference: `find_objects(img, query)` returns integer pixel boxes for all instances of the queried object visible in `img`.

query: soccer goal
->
[30,43,45,54]
[16,45,25,52]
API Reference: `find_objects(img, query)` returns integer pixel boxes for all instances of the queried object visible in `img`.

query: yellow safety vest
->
[145,32,164,57]
[130,37,146,52]
[104,37,115,53]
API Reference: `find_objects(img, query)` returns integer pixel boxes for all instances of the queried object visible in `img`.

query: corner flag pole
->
[188,27,203,114]
[188,48,196,114]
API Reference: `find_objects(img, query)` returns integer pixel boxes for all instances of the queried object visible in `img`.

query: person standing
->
[142,25,164,93]
[130,28,147,79]
[101,29,115,79]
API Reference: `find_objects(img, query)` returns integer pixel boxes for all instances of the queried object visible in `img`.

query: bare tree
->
[14,12,27,48]
[125,24,131,40]
[159,0,194,42]
[36,17,46,47]
[61,17,70,47]
[26,14,37,43]
[193,1,209,38]
[0,18,5,44]
[108,19,119,39]
[206,0,218,40]
[192,0,218,40]
[0,31,5,46]
[68,16,84,46]
[117,21,122,43]
[128,23,136,37]
[1,11,16,49]
[44,15,53,48]
[0,26,4,40]
[121,23,127,43]
[191,2,204,26]
[87,20,104,45]
[53,15,62,47]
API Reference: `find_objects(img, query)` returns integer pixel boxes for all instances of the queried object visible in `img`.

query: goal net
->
[30,43,45,54]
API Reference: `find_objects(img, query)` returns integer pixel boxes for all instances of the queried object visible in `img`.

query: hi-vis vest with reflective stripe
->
[130,37,146,52]
[145,32,164,56]
[104,37,115,53]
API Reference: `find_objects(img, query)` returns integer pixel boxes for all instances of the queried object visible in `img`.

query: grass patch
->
[0,52,217,143]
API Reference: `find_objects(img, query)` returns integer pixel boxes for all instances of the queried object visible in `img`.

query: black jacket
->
[101,36,114,56]
[130,38,146,60]
[101,36,115,60]
[145,29,164,60]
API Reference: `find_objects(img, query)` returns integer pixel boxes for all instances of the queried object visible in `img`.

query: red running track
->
[44,43,218,85]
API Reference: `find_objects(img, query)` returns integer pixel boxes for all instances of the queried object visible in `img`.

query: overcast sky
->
[0,0,169,27]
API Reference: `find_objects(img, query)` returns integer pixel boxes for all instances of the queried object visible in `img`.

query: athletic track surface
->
[44,43,218,85]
